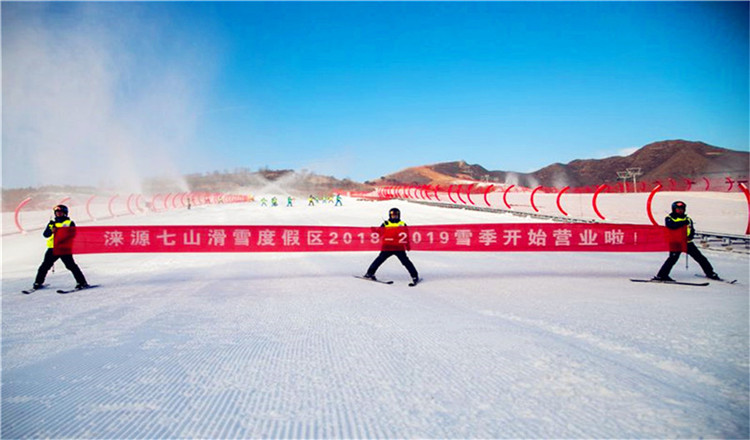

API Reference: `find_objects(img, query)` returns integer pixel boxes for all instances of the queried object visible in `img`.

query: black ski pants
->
[657,242,714,278]
[366,250,418,279]
[35,248,87,285]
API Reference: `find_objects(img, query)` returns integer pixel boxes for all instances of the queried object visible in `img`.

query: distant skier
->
[335,194,343,206]
[653,200,720,281]
[287,196,294,207]
[31,205,90,290]
[271,196,278,207]
[260,197,268,207]
[308,195,316,206]
[363,207,419,284]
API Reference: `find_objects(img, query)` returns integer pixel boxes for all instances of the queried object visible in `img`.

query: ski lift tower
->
[626,168,643,193]
[617,171,631,193]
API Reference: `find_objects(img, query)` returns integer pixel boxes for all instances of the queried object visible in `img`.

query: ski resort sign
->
[54,223,679,254]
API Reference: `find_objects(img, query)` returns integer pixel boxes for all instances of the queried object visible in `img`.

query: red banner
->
[54,223,676,254]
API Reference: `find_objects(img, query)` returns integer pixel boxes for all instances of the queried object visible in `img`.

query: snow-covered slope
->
[2,198,748,438]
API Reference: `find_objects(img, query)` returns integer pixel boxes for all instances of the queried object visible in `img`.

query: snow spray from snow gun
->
[55,223,676,255]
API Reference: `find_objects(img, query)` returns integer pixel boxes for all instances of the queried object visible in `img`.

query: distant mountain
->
[6,141,747,213]
[368,140,749,188]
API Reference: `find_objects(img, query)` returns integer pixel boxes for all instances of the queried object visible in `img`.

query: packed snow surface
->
[2,197,748,438]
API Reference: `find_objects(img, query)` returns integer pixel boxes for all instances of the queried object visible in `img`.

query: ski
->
[630,279,709,286]
[21,284,47,294]
[408,278,422,287]
[354,276,393,285]
[57,284,99,294]
[694,274,737,284]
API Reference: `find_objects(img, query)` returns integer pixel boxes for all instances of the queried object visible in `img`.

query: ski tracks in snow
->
[473,308,749,438]
[3,273,748,438]
[2,211,748,439]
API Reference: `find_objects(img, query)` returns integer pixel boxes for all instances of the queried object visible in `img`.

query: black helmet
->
[54,204,69,215]
[671,201,686,212]
[388,207,401,220]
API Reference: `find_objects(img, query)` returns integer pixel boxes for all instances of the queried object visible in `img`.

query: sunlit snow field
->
[2,196,748,438]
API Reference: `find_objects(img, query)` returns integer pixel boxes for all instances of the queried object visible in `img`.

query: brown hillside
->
[369,161,493,186]
[371,140,748,188]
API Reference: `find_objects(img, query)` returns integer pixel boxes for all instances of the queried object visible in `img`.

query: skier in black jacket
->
[32,205,90,290]
[363,207,419,284]
[654,201,720,281]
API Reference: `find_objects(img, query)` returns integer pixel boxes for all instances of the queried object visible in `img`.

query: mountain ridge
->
[4,140,748,211]
[368,140,749,188]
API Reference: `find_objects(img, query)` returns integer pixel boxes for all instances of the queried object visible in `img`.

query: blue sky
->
[2,1,748,188]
